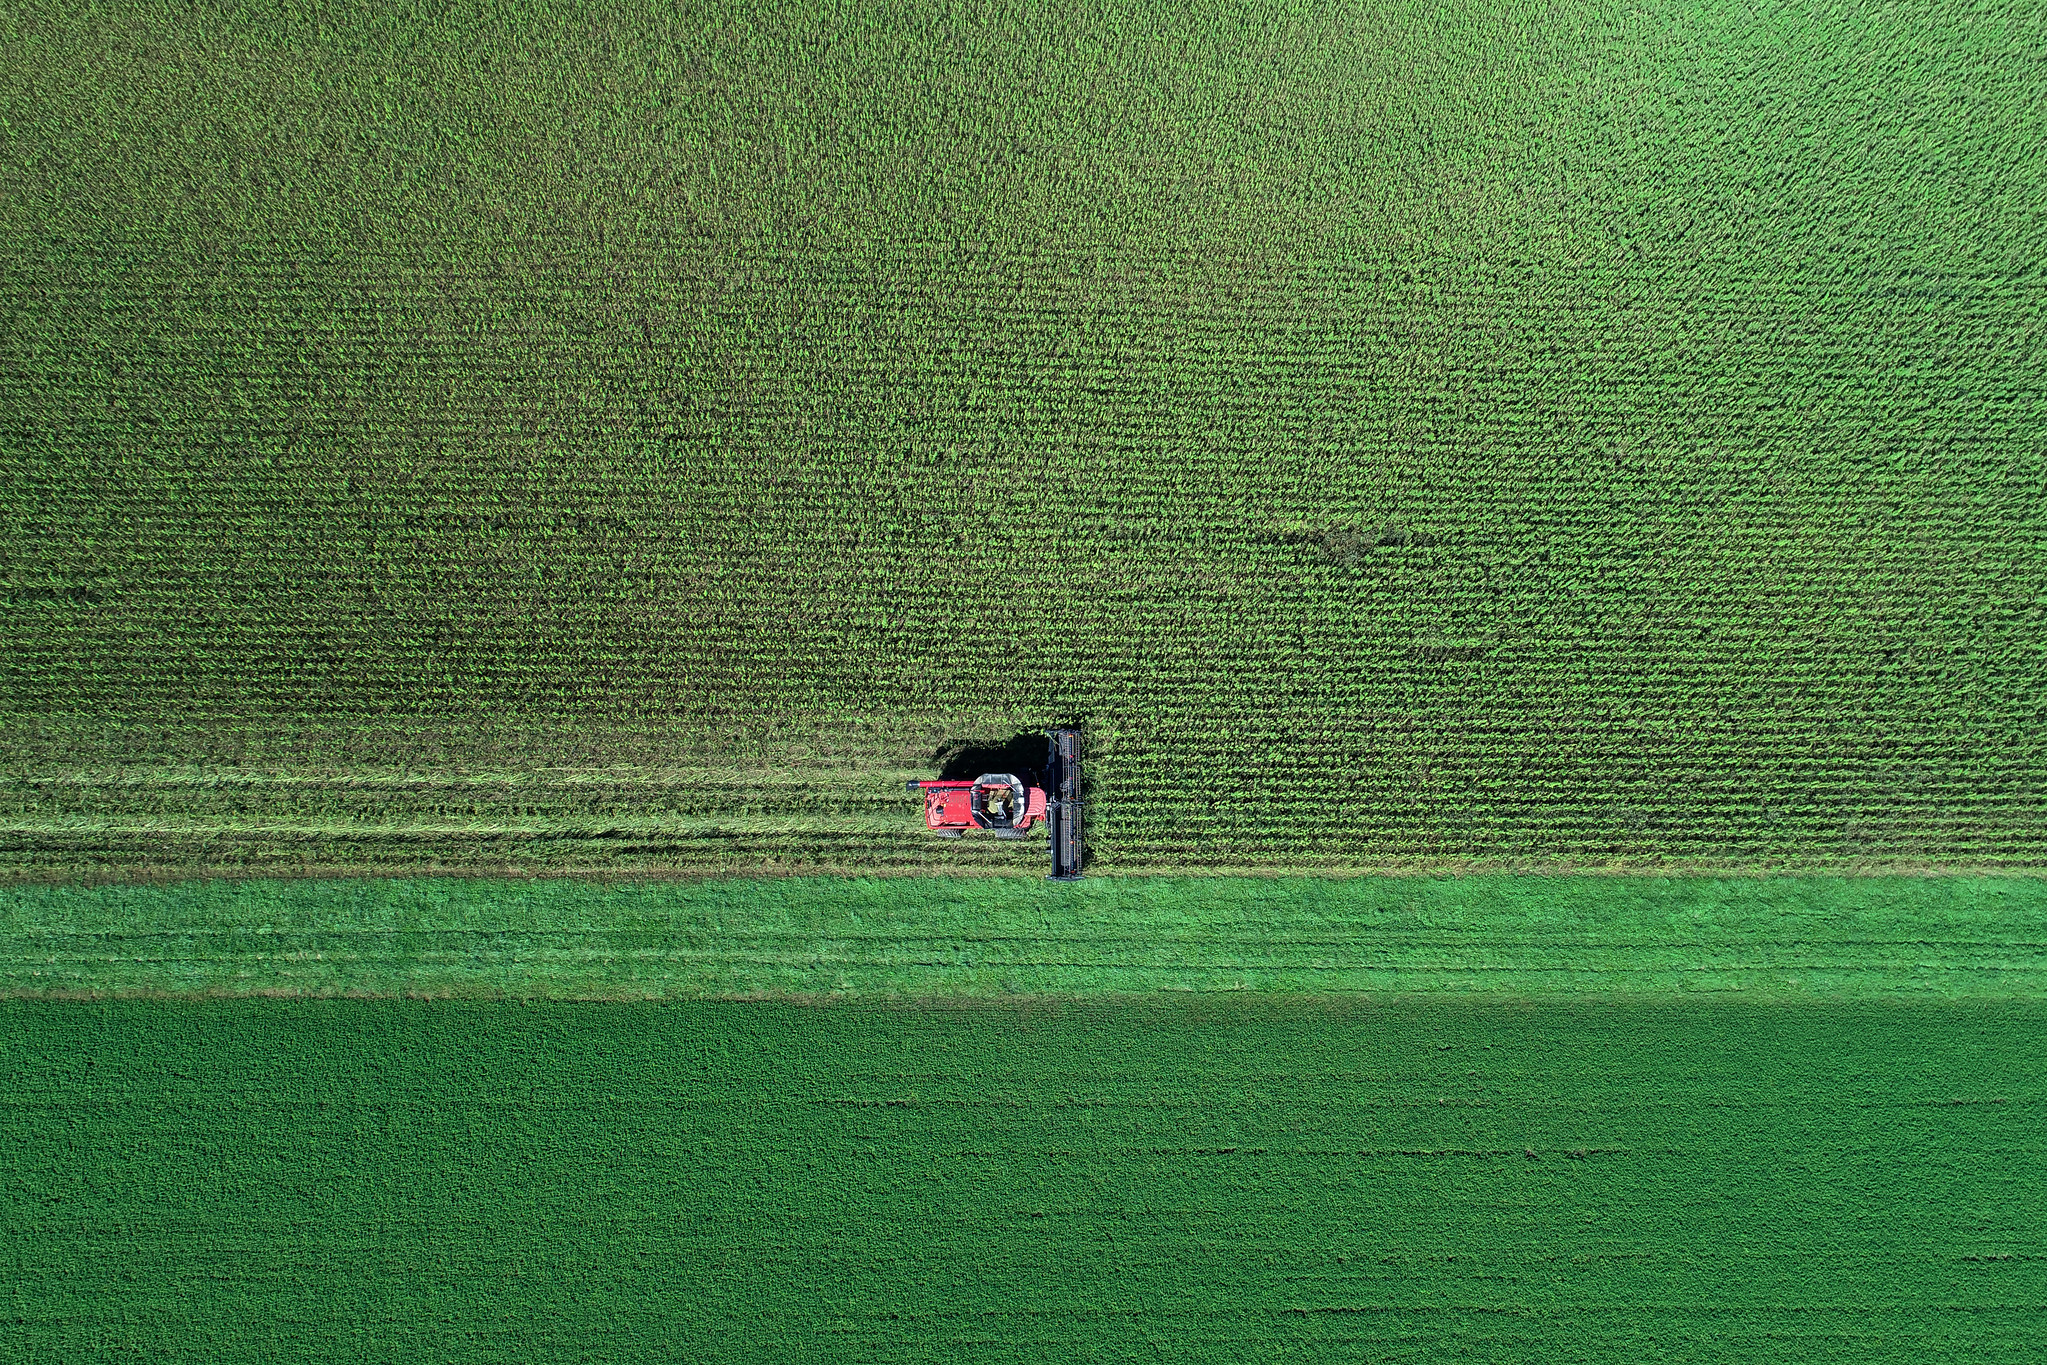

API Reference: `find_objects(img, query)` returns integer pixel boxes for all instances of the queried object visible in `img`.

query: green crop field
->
[5,996,2046,1361]
[4,0,2044,878]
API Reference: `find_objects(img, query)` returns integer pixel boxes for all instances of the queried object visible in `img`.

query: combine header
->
[906,727,1084,880]
[1044,727,1082,880]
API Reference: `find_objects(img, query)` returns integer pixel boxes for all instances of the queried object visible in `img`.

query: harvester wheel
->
[935,829,965,839]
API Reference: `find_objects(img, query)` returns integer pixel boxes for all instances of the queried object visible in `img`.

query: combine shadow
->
[932,732,1053,784]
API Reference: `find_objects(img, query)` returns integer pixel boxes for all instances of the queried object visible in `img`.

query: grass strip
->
[3,874,2044,998]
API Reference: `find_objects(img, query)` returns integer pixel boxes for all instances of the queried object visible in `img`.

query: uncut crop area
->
[1,0,2042,879]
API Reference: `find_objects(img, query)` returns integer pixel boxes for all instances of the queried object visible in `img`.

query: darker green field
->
[4,996,2044,1361]
[5,0,2044,877]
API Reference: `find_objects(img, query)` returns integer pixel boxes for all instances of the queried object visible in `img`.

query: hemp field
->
[3,0,2042,878]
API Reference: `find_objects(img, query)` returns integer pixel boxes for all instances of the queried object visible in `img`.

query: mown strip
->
[4,874,2044,998]
[5,996,2044,1362]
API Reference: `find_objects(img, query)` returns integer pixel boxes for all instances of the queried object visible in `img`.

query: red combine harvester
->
[907,727,1083,880]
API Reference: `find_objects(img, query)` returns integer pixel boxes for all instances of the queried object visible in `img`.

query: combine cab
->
[907,728,1084,880]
